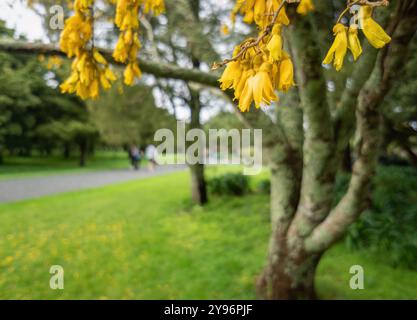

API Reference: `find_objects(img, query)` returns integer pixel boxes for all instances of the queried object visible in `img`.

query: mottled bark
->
[257,91,304,299]
[287,15,336,239]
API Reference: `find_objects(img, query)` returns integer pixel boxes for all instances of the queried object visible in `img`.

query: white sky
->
[0,1,46,41]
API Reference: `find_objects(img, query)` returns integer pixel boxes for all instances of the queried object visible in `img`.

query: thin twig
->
[337,0,389,23]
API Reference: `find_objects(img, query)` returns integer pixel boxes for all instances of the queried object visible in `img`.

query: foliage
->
[381,36,417,164]
[88,84,175,147]
[335,166,417,270]
[208,172,250,196]
[257,179,271,194]
[0,20,95,164]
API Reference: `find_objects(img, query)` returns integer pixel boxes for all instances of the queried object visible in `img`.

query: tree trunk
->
[186,23,208,206]
[341,145,352,172]
[257,166,321,300]
[257,250,321,300]
[190,163,208,205]
[79,140,88,167]
[63,143,71,159]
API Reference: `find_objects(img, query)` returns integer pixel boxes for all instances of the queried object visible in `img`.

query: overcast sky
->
[0,1,47,41]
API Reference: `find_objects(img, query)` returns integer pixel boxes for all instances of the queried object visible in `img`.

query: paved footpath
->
[0,165,186,204]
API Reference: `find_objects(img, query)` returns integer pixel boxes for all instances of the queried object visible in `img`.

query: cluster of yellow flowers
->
[60,0,116,99]
[219,0,314,112]
[113,0,142,86]
[61,50,117,99]
[113,0,165,85]
[323,5,391,71]
[60,0,165,99]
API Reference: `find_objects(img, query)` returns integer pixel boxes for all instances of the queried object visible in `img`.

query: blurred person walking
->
[130,145,141,170]
[145,144,157,171]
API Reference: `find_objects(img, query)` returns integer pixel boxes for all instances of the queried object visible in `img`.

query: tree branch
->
[286,15,336,240]
[0,40,220,88]
[305,3,417,253]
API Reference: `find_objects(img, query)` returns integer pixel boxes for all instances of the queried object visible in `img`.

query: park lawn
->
[0,170,416,299]
[0,151,140,180]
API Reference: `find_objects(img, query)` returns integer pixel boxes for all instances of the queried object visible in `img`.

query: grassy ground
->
[0,169,415,299]
[0,151,142,180]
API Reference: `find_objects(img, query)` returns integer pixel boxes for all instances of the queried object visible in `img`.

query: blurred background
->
[0,0,416,299]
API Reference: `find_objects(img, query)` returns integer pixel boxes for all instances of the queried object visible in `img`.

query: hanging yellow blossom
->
[253,62,278,108]
[277,53,295,92]
[59,0,166,99]
[60,0,117,99]
[323,23,348,71]
[297,0,315,16]
[360,6,391,49]
[60,50,116,100]
[239,70,256,112]
[143,0,165,16]
[267,24,283,62]
[347,26,362,61]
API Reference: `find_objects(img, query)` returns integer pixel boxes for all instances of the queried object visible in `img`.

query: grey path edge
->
[0,165,187,204]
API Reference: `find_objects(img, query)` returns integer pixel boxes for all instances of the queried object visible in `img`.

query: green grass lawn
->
[0,151,142,180]
[0,170,415,299]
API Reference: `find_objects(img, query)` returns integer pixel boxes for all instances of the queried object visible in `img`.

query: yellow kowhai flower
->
[59,13,92,58]
[124,62,142,86]
[221,24,230,36]
[238,70,256,112]
[143,0,165,16]
[74,0,94,12]
[219,61,242,91]
[252,62,277,108]
[323,23,348,71]
[347,26,362,61]
[277,53,295,92]
[233,0,289,28]
[267,24,283,62]
[61,51,116,100]
[296,0,315,16]
[234,65,251,101]
[359,6,391,49]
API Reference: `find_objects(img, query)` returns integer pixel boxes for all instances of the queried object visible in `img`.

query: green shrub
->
[257,179,271,194]
[208,173,250,196]
[343,166,417,270]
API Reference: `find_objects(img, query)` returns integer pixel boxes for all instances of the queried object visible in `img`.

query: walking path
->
[0,165,186,204]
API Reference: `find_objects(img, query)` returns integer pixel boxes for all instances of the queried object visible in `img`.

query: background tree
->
[88,84,175,149]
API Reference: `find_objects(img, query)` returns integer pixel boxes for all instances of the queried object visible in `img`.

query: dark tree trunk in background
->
[186,0,208,206]
[190,163,208,205]
[63,143,71,159]
[78,140,88,167]
[188,84,208,205]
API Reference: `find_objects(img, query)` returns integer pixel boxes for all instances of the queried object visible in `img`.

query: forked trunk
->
[257,235,322,300]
